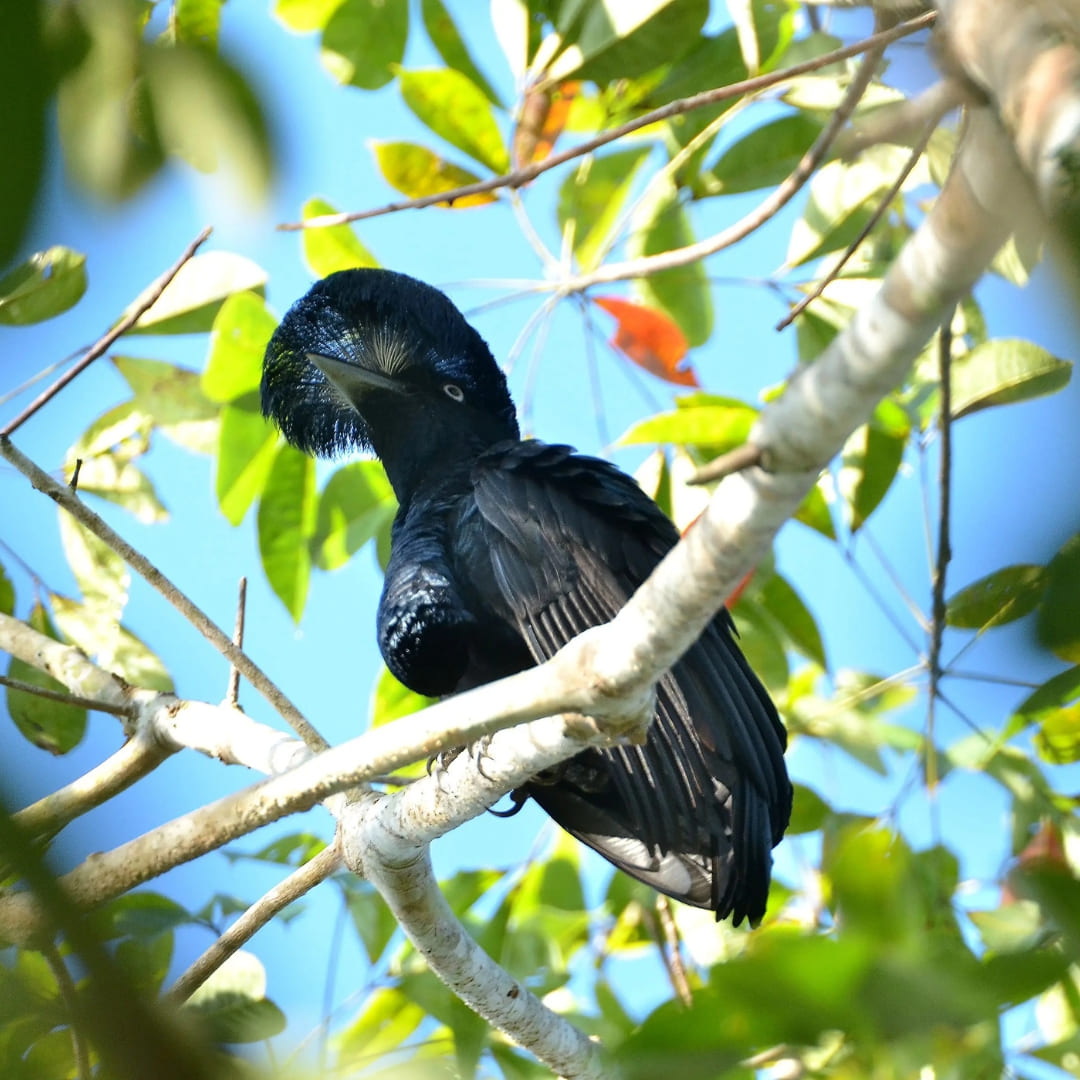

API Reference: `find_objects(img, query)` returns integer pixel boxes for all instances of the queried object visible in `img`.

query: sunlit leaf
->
[338,986,426,1063]
[69,455,169,524]
[257,444,318,621]
[58,511,129,629]
[300,197,379,278]
[370,663,436,777]
[1034,707,1080,764]
[321,0,408,89]
[312,460,397,571]
[1038,533,1080,664]
[371,142,495,206]
[1007,667,1080,743]
[548,0,709,83]
[950,339,1072,420]
[703,113,823,196]
[130,252,268,335]
[618,394,755,448]
[5,602,87,755]
[793,479,836,539]
[183,951,286,1043]
[557,147,650,271]
[398,68,509,174]
[593,296,695,386]
[216,398,279,525]
[628,182,712,346]
[838,406,909,531]
[172,0,223,46]
[946,564,1047,630]
[202,292,277,402]
[0,248,86,326]
[112,355,220,452]
[421,0,500,104]
[274,0,345,33]
[760,572,826,668]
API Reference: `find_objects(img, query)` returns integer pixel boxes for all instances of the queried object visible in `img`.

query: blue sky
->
[3,1,1080,1069]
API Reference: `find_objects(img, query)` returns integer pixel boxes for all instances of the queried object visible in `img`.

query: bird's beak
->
[307,352,405,405]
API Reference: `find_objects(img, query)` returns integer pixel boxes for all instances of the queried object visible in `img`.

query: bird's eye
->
[442,383,465,402]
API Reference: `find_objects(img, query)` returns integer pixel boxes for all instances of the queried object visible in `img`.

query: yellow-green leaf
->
[258,444,318,621]
[274,0,345,33]
[301,197,379,277]
[946,564,1047,630]
[202,292,277,403]
[420,0,500,104]
[311,460,396,571]
[0,247,86,325]
[216,399,279,525]
[398,68,509,174]
[950,339,1072,420]
[371,142,495,206]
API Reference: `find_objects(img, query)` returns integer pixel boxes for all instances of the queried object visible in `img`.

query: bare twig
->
[776,110,944,332]
[0,228,213,438]
[42,942,92,1080]
[68,458,83,492]
[226,577,247,709]
[927,317,954,789]
[654,896,693,1007]
[0,673,135,718]
[167,842,342,1004]
[0,438,327,753]
[690,444,764,486]
[277,13,936,233]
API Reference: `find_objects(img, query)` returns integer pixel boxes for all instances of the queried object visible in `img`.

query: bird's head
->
[262,269,519,493]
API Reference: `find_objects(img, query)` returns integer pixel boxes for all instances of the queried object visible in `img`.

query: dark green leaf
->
[5,603,87,754]
[950,339,1072,419]
[257,444,318,621]
[216,397,279,525]
[946,564,1047,629]
[1012,865,1080,962]
[730,598,789,691]
[629,184,712,346]
[322,0,408,90]
[1009,666,1080,734]
[130,253,267,336]
[90,891,195,940]
[421,0,500,104]
[344,882,400,963]
[399,68,509,174]
[301,196,379,277]
[115,931,174,997]
[183,951,286,1043]
[1038,533,1080,663]
[0,561,14,616]
[0,248,86,325]
[234,832,327,867]
[787,783,829,834]
[760,572,826,668]
[312,460,397,571]
[704,114,823,196]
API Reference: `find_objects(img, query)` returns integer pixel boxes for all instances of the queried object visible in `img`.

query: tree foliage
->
[2,1,1080,1078]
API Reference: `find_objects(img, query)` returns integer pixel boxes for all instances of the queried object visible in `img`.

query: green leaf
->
[421,0,500,104]
[788,783,830,834]
[172,0,223,46]
[760,572,826,668]
[233,832,327,867]
[729,0,797,74]
[58,511,129,626]
[257,444,318,621]
[5,603,87,755]
[548,0,709,84]
[371,142,495,205]
[129,252,267,335]
[793,480,835,539]
[0,248,86,325]
[557,147,651,271]
[337,986,425,1063]
[1038,533,1080,664]
[838,407,909,531]
[946,564,1047,630]
[344,882,401,964]
[274,0,345,33]
[215,398,279,525]
[68,455,169,524]
[968,902,1044,954]
[370,665,436,729]
[321,0,409,90]
[0,560,14,616]
[730,598,789,691]
[144,45,273,201]
[628,182,712,346]
[703,114,823,196]
[950,339,1072,419]
[112,355,220,452]
[1008,666,1080,739]
[1035,706,1080,764]
[202,292,277,403]
[398,68,509,174]
[183,951,286,1043]
[301,196,379,277]
[116,931,174,998]
[92,892,195,940]
[312,460,397,571]
[618,395,755,449]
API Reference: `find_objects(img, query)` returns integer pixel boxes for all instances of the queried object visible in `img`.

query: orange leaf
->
[513,81,580,169]
[593,295,698,387]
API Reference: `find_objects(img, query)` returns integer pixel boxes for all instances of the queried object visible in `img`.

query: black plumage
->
[262,268,791,924]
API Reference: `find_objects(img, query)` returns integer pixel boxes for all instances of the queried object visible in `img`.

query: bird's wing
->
[471,441,790,922]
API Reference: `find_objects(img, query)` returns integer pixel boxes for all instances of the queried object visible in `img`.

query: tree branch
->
[276,13,936,233]
[0,440,327,753]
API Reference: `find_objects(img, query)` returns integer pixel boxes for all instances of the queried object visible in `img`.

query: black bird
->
[262,269,791,924]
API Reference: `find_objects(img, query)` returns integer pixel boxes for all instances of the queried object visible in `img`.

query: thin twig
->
[927,317,954,789]
[776,110,942,331]
[654,895,692,1007]
[0,438,327,753]
[690,444,763,485]
[166,842,342,1004]
[0,227,213,438]
[41,942,92,1080]
[68,458,83,492]
[0,673,136,718]
[277,13,936,232]
[226,577,247,708]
